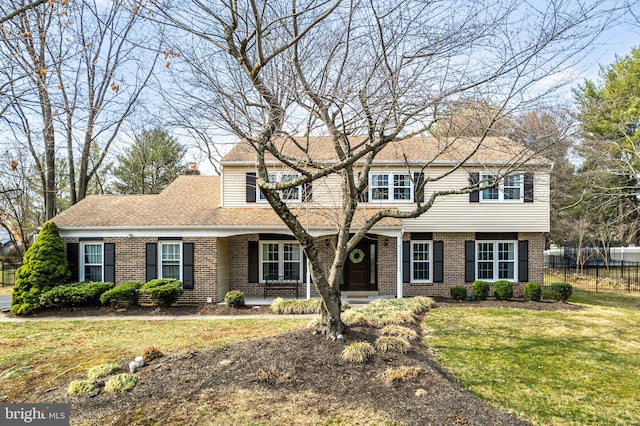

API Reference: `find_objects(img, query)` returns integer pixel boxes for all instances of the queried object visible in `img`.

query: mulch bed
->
[12,300,582,424]
[2,297,582,319]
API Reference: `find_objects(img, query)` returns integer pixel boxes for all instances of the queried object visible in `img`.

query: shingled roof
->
[52,175,402,229]
[222,136,551,165]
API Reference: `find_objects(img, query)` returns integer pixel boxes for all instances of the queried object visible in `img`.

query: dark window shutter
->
[518,240,529,282]
[469,173,480,202]
[67,243,79,282]
[302,181,312,202]
[465,241,475,282]
[246,172,257,203]
[402,241,411,283]
[302,252,307,282]
[359,172,368,202]
[146,243,157,282]
[248,241,259,283]
[524,173,534,203]
[414,172,425,203]
[183,242,194,289]
[433,241,444,283]
[104,243,115,284]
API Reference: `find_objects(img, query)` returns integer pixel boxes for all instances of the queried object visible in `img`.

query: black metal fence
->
[0,263,19,287]
[544,256,640,293]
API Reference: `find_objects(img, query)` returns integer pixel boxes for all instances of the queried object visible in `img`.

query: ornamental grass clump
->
[379,325,418,341]
[104,373,137,393]
[375,336,411,354]
[347,297,433,327]
[381,366,424,383]
[87,362,120,380]
[341,342,375,364]
[341,309,368,326]
[143,346,163,363]
[67,379,95,396]
[269,297,321,314]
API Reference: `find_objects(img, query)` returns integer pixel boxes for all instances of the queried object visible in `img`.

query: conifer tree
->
[10,222,70,314]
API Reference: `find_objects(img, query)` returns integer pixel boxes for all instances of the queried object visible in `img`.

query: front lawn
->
[424,291,640,425]
[0,318,308,400]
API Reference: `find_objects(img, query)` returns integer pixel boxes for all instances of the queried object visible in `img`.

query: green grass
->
[568,288,640,310]
[425,293,640,425]
[0,318,308,400]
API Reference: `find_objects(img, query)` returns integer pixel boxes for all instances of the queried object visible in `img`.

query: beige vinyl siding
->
[402,169,550,233]
[221,165,342,208]
[221,165,550,233]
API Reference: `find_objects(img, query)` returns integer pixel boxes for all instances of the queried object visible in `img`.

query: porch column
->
[397,231,404,298]
[306,258,311,299]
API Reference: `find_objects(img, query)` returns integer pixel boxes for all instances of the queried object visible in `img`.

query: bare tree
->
[0,0,161,219]
[152,0,614,336]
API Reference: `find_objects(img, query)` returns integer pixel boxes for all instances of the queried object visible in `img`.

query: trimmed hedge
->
[493,280,513,300]
[550,282,573,303]
[450,286,467,301]
[524,282,542,301]
[472,280,490,300]
[100,281,143,306]
[140,278,183,307]
[224,290,245,308]
[40,281,114,308]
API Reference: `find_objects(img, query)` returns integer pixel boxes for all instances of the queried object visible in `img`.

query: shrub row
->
[27,278,185,313]
[468,280,544,301]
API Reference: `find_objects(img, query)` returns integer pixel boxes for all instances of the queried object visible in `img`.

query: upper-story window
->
[258,172,301,202]
[480,173,524,202]
[81,242,103,282]
[369,172,413,202]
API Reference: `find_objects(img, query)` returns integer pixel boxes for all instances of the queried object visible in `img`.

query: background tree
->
[154,0,613,337]
[573,47,640,247]
[0,0,161,220]
[113,128,186,194]
[10,221,70,314]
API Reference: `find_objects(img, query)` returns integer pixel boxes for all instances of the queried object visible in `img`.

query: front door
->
[342,238,377,291]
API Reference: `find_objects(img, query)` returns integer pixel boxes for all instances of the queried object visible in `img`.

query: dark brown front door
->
[343,238,377,291]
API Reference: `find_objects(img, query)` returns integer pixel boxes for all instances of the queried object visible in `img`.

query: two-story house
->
[52,136,550,303]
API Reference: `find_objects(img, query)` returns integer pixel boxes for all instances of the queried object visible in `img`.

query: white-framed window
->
[476,240,517,281]
[159,241,182,280]
[369,172,413,202]
[480,173,524,202]
[258,172,301,202]
[259,241,302,282]
[81,242,103,282]
[411,240,432,283]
